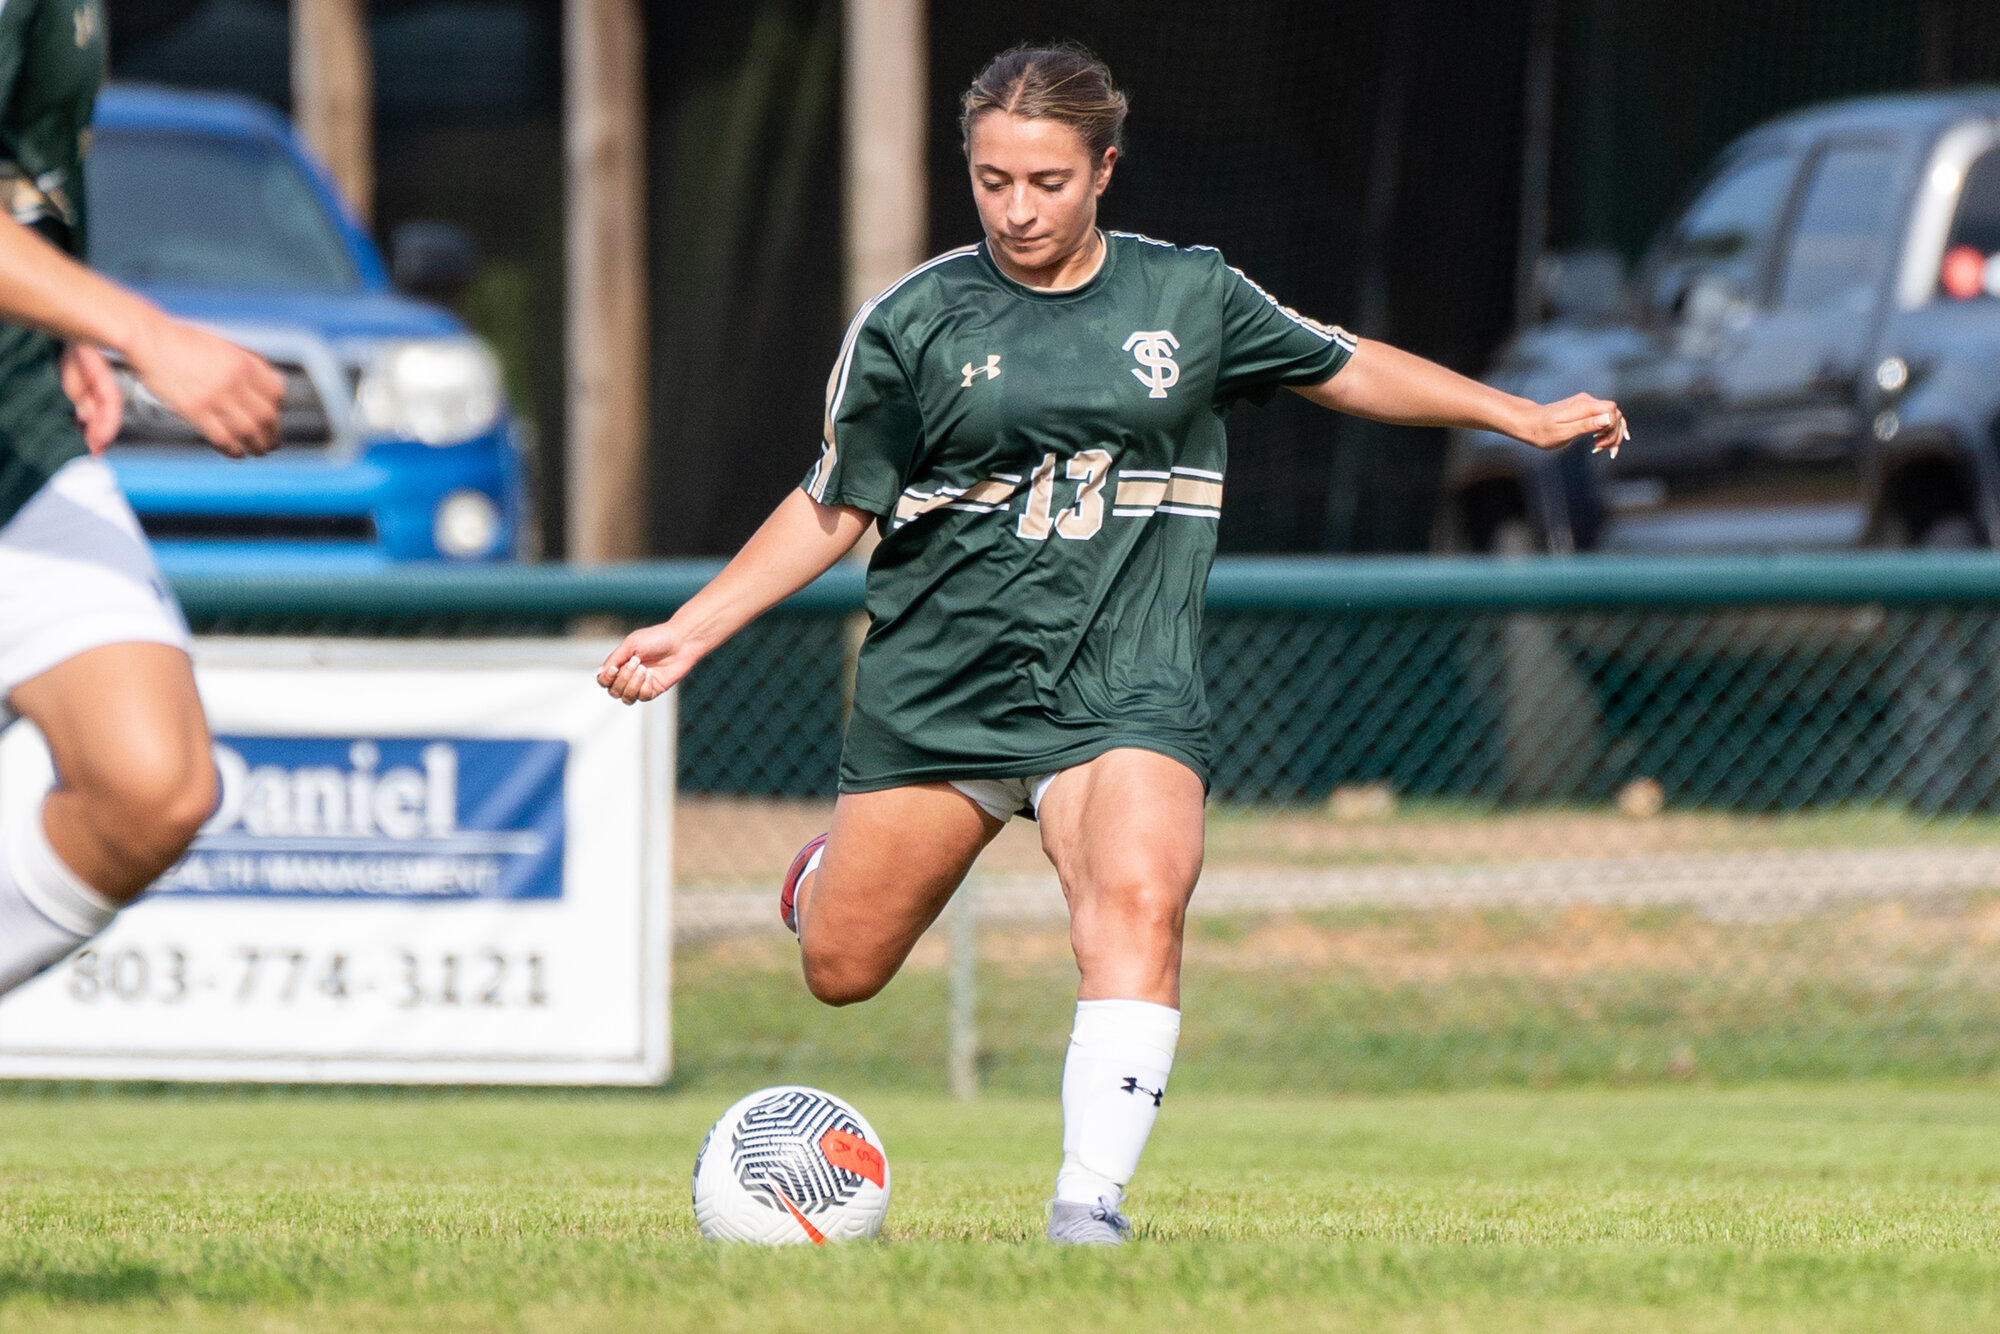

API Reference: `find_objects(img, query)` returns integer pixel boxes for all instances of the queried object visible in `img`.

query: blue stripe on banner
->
[159,736,568,900]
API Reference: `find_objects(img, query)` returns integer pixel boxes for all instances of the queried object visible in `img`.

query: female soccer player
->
[0,0,284,996]
[600,45,1626,1243]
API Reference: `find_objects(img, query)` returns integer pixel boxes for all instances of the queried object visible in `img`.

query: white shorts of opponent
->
[950,771,1063,823]
[0,456,191,729]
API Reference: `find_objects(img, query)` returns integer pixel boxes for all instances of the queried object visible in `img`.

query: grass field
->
[676,906,2000,1092]
[3,1084,2000,1331]
[10,883,2000,1331]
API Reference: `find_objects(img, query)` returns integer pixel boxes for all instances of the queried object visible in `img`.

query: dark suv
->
[1437,90,2000,554]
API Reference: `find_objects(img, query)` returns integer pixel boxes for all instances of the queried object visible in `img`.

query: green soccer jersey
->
[805,231,1355,793]
[0,0,106,527]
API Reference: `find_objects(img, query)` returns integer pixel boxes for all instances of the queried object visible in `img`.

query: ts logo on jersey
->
[961,354,1001,387]
[1124,330,1181,398]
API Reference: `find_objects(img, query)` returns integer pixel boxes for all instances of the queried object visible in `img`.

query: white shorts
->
[0,456,190,728]
[949,770,1065,823]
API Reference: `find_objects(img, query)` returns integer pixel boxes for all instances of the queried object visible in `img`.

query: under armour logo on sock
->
[1120,1076,1164,1106]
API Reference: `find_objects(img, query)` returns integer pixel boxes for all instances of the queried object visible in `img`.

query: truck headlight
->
[434,489,502,558]
[354,338,502,446]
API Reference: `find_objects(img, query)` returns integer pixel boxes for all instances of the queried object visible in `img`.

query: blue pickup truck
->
[85,84,525,572]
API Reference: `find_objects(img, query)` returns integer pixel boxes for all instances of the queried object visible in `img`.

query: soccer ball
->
[691,1085,891,1244]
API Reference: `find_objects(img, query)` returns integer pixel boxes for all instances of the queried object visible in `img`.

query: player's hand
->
[1516,392,1629,457]
[124,315,287,459]
[59,343,123,455]
[597,622,700,705]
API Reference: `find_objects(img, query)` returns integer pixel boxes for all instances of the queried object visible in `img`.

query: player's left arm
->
[1292,337,1627,456]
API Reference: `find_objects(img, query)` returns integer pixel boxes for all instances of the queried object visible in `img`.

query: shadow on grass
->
[0,1263,166,1303]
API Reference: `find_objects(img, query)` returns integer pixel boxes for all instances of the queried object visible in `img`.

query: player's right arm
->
[600,292,918,704]
[0,212,285,457]
[597,489,872,704]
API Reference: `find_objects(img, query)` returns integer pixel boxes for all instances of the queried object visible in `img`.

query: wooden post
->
[837,1,927,676]
[565,0,649,563]
[843,0,928,317]
[291,0,373,223]
[842,0,926,568]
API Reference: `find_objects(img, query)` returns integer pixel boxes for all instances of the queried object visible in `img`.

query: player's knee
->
[1080,875,1187,939]
[1070,878,1186,976]
[800,948,889,1007]
[81,739,215,863]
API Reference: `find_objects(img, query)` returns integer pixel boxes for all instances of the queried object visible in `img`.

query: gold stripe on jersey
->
[0,165,75,230]
[1112,478,1168,509]
[892,476,1021,528]
[1111,467,1224,519]
[1167,476,1224,509]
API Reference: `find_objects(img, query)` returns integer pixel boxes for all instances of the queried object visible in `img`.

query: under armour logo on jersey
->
[961,354,1001,387]
[1120,1076,1165,1106]
[1124,330,1181,398]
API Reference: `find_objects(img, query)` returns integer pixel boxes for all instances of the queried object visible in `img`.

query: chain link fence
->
[178,554,2000,1089]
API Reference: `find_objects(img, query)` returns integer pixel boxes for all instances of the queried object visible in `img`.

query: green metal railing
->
[174,552,2000,807]
[1202,552,2000,608]
[173,554,2000,1090]
[175,551,2000,623]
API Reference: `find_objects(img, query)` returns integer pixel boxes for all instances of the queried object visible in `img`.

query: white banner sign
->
[0,639,672,1085]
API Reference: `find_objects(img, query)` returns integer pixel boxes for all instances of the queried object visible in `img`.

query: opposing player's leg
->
[16,643,215,898]
[0,643,213,991]
[793,783,1002,1006]
[0,455,212,994]
[1035,747,1205,1244]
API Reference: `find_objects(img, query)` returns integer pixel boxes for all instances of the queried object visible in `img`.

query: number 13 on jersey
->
[1016,449,1112,542]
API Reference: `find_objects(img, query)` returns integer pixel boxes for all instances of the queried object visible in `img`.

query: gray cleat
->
[1046,1198,1132,1245]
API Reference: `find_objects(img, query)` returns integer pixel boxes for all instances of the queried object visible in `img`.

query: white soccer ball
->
[691,1085,891,1244]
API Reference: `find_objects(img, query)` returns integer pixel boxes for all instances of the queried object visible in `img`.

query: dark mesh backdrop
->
[107,0,2000,557]
[929,2,1531,554]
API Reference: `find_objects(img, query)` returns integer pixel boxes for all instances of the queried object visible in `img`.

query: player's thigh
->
[1037,747,1205,921]
[12,642,214,816]
[0,456,205,807]
[804,782,1001,975]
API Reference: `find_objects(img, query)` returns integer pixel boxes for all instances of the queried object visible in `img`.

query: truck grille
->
[110,359,335,451]
[138,513,376,543]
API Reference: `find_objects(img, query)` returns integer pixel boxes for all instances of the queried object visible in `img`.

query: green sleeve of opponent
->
[0,3,28,117]
[0,0,104,528]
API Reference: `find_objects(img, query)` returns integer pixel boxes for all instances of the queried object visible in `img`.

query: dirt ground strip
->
[675,794,2000,887]
[684,893,2000,988]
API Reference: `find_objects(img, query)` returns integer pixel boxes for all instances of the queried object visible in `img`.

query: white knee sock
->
[1054,998,1181,1208]
[0,801,118,995]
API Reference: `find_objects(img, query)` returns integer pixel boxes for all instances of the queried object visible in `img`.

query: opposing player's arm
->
[598,489,873,705]
[0,213,285,457]
[58,342,122,454]
[1291,337,1627,455]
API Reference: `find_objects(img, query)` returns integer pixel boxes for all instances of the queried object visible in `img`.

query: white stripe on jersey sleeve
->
[1225,264,1358,351]
[1106,230,1179,249]
[1112,232,1357,356]
[810,245,981,502]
